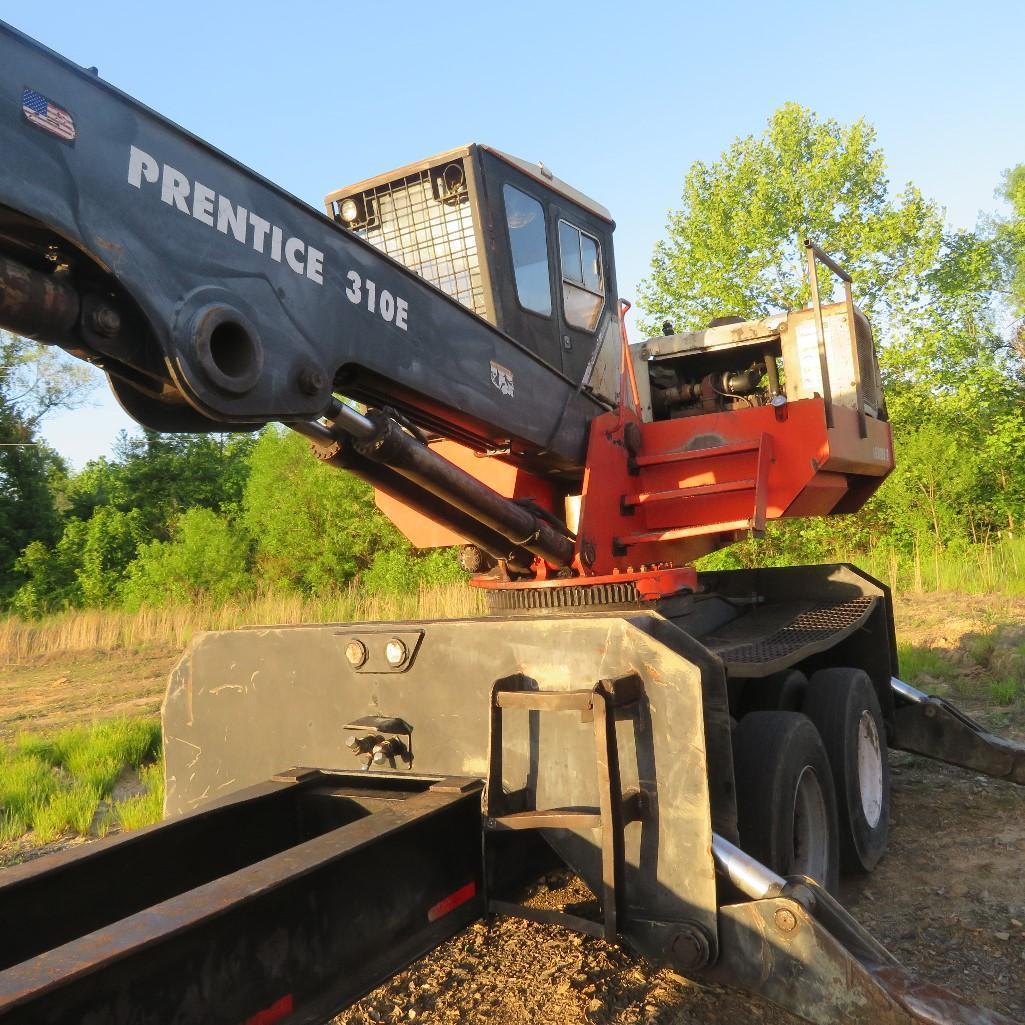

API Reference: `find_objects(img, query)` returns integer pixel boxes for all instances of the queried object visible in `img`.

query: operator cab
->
[325,144,620,404]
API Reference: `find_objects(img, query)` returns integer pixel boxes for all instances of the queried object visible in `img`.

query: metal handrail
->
[803,239,867,437]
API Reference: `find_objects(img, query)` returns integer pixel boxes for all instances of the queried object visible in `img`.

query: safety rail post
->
[803,240,867,437]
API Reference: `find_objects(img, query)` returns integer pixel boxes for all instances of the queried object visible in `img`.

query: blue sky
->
[11,0,1024,466]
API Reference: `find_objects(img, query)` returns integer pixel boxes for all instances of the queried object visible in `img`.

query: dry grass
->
[0,584,484,665]
[854,536,1025,597]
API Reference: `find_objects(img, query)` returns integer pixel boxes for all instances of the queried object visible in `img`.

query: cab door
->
[477,147,618,391]
[550,207,616,385]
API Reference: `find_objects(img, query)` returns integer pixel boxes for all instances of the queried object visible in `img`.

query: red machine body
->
[381,317,893,601]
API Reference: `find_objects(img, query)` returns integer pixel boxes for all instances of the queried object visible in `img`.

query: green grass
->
[115,761,164,832]
[896,642,956,684]
[0,718,162,846]
[989,679,1021,706]
[854,536,1025,597]
[963,632,996,667]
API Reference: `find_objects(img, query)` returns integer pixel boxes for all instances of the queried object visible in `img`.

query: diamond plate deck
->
[708,597,875,672]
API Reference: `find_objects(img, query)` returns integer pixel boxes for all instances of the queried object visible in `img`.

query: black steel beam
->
[0,770,485,1025]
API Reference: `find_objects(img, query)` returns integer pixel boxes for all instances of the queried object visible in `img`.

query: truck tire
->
[741,669,808,713]
[803,667,890,874]
[732,711,840,894]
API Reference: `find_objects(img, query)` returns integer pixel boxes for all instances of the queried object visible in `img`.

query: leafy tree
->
[363,546,463,594]
[11,507,148,613]
[0,421,62,603]
[242,428,407,593]
[0,332,95,429]
[122,508,253,609]
[0,332,90,600]
[76,508,149,607]
[994,165,1025,312]
[9,536,76,616]
[639,104,946,333]
[104,430,257,536]
[643,105,1024,566]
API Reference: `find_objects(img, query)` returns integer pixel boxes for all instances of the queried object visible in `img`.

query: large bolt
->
[670,924,711,971]
[297,366,326,396]
[344,639,368,668]
[774,907,798,933]
[88,305,122,338]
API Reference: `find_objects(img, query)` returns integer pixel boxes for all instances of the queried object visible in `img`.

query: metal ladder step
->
[617,518,757,547]
[487,791,645,832]
[623,478,755,509]
[633,438,760,468]
[616,433,773,549]
[485,675,644,941]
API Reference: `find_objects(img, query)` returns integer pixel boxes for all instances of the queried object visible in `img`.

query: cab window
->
[559,220,604,331]
[503,185,552,316]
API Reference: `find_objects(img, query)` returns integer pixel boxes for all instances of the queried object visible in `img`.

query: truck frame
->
[0,20,1022,1025]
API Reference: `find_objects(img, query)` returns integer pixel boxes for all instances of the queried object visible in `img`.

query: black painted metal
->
[0,22,604,471]
[475,148,619,386]
[892,696,1025,785]
[0,770,485,1025]
[353,410,575,566]
[307,431,535,572]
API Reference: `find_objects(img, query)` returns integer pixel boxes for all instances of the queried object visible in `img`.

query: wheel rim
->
[857,710,884,829]
[791,765,830,883]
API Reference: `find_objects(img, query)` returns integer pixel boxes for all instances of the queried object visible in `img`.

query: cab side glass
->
[559,220,604,331]
[503,185,552,316]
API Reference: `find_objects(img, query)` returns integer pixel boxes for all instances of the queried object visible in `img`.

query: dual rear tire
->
[732,667,890,893]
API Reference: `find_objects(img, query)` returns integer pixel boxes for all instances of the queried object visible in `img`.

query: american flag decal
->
[21,88,76,142]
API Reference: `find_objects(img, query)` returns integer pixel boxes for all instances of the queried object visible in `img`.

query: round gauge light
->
[340,198,359,223]
[384,638,408,667]
[344,639,367,668]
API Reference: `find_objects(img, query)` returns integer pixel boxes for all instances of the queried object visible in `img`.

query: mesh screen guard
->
[331,160,486,317]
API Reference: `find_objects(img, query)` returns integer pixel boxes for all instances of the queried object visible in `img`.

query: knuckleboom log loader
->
[0,21,1023,1025]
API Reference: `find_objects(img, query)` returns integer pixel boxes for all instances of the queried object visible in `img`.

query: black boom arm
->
[0,21,602,473]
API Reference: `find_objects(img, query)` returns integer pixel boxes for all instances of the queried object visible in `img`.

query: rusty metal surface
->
[0,253,79,342]
[868,967,1019,1025]
[704,897,1017,1025]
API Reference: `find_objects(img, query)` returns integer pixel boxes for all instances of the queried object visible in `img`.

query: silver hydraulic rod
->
[890,676,927,704]
[710,834,786,900]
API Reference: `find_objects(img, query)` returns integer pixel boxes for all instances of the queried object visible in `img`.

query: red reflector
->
[242,994,293,1025]
[427,880,478,922]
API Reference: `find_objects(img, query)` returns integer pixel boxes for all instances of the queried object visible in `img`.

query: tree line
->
[1,420,460,617]
[1,103,1023,616]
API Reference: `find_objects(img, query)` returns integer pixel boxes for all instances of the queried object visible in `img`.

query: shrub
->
[122,508,253,609]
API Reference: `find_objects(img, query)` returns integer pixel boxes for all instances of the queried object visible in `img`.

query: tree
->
[0,332,92,601]
[0,331,96,429]
[640,104,1024,565]
[122,508,253,609]
[639,103,947,333]
[242,428,406,593]
[993,163,1025,349]
[104,430,257,537]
